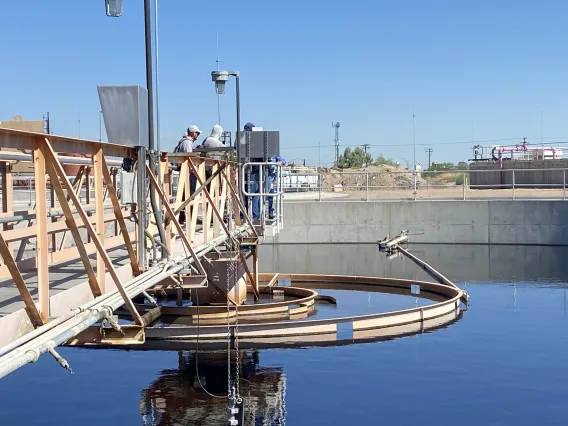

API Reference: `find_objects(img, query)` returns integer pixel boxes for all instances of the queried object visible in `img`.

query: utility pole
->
[154,0,161,152]
[425,148,433,168]
[99,110,103,142]
[412,105,416,171]
[540,109,543,144]
[43,112,50,134]
[332,121,340,167]
[362,143,370,154]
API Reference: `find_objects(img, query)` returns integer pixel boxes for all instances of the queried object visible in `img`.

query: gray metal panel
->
[120,171,138,203]
[238,131,280,159]
[97,85,149,147]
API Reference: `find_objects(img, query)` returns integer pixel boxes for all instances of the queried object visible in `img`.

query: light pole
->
[412,105,417,198]
[105,0,167,263]
[98,110,103,142]
[105,0,154,151]
[211,70,241,161]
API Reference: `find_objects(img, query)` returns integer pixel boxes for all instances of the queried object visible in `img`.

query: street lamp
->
[103,0,166,263]
[211,70,240,157]
[211,70,230,95]
[105,0,124,17]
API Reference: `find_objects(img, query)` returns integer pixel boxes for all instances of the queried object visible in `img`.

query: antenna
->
[216,30,221,125]
[332,121,341,166]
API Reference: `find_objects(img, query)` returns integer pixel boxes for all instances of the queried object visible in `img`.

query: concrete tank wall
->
[270,200,568,245]
[470,160,568,189]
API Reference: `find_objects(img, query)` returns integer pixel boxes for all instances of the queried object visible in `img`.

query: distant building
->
[0,115,44,173]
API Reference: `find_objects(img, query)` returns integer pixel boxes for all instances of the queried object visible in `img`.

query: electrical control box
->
[238,130,280,160]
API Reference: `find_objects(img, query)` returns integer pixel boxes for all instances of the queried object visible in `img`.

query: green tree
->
[427,162,455,171]
[374,154,398,167]
[456,161,469,170]
[337,147,373,169]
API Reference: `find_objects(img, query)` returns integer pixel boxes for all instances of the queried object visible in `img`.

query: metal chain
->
[226,172,233,402]
[227,163,241,401]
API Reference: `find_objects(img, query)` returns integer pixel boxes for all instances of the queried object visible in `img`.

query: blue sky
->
[2,0,568,167]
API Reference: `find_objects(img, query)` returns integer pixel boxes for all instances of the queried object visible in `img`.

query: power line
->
[280,137,568,150]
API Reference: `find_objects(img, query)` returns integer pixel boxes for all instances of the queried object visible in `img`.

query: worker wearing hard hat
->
[173,124,201,224]
[174,124,201,153]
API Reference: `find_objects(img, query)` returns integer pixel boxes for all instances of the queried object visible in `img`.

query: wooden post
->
[50,185,56,252]
[0,233,44,326]
[85,168,92,243]
[160,154,172,255]
[34,143,49,320]
[145,164,206,275]
[45,162,102,298]
[0,162,14,260]
[112,169,119,236]
[42,139,143,325]
[221,169,258,238]
[200,161,208,242]
[93,148,106,293]
[101,156,140,276]
[252,246,259,301]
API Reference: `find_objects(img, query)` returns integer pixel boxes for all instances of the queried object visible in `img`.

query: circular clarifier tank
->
[131,274,469,351]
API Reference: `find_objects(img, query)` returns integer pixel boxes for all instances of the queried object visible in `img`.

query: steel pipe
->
[0,151,122,166]
[0,204,131,225]
[0,267,163,358]
[0,224,252,373]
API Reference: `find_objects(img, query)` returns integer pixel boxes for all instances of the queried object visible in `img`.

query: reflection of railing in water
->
[140,350,286,426]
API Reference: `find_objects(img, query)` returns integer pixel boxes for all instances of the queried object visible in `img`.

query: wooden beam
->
[0,127,134,158]
[221,169,258,238]
[0,233,44,327]
[41,139,143,325]
[1,210,131,244]
[101,155,140,276]
[57,166,87,251]
[187,159,234,241]
[0,232,136,279]
[160,154,172,255]
[0,161,13,261]
[45,161,102,298]
[239,252,260,300]
[253,246,260,301]
[145,164,206,275]
[33,142,49,321]
[93,148,106,293]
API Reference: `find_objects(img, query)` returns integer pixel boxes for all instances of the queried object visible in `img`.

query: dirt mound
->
[320,165,425,191]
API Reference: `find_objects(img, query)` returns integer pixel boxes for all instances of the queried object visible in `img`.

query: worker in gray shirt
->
[174,124,201,224]
[174,124,201,153]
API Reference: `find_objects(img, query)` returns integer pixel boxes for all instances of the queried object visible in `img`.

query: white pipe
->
[0,267,164,358]
[0,224,251,367]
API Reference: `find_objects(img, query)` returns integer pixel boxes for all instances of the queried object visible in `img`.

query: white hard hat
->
[188,124,201,134]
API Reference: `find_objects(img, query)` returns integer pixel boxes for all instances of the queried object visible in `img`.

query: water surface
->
[1,244,567,425]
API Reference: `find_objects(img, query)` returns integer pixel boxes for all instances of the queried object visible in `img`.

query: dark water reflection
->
[0,244,567,425]
[140,351,285,426]
[259,243,568,284]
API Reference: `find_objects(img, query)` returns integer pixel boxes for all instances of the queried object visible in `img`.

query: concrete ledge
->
[273,200,568,245]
